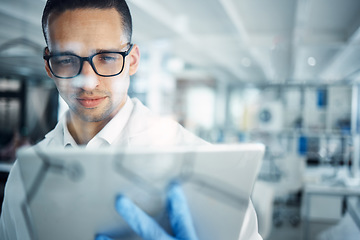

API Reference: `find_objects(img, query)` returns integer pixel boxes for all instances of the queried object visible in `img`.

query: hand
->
[95,183,198,240]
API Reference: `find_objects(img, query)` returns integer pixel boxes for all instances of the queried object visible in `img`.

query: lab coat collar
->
[42,112,73,147]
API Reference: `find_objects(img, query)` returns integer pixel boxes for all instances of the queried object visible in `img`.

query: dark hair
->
[42,0,132,45]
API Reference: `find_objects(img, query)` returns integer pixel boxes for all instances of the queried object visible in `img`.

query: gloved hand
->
[95,183,198,240]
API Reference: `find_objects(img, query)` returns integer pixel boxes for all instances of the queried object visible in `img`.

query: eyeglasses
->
[43,44,133,79]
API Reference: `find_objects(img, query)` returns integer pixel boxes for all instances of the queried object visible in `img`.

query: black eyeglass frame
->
[43,44,134,79]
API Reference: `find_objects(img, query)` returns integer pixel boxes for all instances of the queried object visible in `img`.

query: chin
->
[81,112,110,122]
[72,108,112,123]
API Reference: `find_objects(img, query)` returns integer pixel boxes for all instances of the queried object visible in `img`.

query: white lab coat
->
[0,97,262,240]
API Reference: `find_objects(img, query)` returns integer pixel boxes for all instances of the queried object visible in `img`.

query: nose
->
[78,61,99,91]
[81,61,97,77]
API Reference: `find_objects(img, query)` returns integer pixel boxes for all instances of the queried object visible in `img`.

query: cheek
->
[111,78,129,93]
[54,79,76,99]
[55,79,70,95]
[109,74,130,96]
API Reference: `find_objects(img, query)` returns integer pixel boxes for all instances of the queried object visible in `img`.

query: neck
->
[66,97,127,145]
[66,112,110,145]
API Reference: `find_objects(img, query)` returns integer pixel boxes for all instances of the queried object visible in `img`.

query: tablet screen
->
[18,144,264,240]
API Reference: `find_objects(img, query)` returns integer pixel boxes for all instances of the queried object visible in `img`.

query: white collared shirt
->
[44,96,135,148]
[0,97,262,240]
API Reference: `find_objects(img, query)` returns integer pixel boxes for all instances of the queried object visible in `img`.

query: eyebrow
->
[50,50,76,55]
[51,48,126,56]
[96,49,123,53]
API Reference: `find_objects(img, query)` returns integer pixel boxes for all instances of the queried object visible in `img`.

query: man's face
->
[45,8,139,122]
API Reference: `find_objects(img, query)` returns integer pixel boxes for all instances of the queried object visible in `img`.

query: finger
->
[115,195,174,240]
[167,183,198,240]
[94,235,113,240]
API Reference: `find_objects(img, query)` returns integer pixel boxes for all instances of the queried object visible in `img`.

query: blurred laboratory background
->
[1,0,360,239]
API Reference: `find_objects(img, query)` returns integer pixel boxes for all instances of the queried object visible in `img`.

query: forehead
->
[47,8,125,52]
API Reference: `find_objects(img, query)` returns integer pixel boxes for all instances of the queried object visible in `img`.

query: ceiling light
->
[307,57,316,67]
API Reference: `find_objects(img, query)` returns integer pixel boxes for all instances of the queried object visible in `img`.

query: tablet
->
[17,144,264,240]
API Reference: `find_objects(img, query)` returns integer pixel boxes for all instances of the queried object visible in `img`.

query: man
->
[0,0,262,239]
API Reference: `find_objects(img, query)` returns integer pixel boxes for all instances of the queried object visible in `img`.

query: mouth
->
[76,96,107,108]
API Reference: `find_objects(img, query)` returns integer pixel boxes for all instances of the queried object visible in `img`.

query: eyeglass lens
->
[49,53,124,78]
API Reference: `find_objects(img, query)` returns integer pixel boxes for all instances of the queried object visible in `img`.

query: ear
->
[43,47,53,78]
[129,44,140,76]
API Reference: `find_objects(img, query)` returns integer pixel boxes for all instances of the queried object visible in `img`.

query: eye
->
[52,56,77,65]
[97,53,120,63]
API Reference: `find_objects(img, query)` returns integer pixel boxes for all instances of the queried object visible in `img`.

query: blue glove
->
[96,183,198,240]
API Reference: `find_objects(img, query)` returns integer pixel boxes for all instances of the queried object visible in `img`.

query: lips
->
[76,96,106,108]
